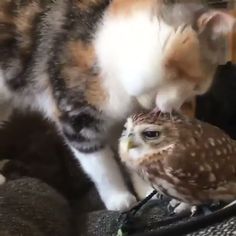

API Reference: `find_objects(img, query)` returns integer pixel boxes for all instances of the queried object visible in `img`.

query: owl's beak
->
[126,138,138,150]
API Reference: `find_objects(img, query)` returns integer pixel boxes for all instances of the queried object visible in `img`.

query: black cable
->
[131,202,236,236]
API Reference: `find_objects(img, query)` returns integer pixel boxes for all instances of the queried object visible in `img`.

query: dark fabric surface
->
[79,212,236,236]
[187,217,236,236]
[0,172,235,236]
[0,178,71,236]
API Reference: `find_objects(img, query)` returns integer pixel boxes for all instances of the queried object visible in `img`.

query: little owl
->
[119,111,236,213]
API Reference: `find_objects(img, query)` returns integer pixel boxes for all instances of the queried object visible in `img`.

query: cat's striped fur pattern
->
[0,0,234,209]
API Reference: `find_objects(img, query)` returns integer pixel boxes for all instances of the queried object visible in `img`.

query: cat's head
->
[95,0,235,112]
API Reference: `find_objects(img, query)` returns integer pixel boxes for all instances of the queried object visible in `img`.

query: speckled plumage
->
[119,111,236,206]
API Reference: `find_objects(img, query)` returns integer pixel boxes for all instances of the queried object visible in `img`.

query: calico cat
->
[0,0,234,210]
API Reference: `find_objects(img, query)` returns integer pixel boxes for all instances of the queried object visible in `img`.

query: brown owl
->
[119,111,236,213]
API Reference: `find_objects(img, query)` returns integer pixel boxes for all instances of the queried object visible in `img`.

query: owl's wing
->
[164,141,236,193]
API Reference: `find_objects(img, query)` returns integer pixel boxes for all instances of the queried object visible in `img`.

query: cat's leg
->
[130,171,155,200]
[70,145,137,211]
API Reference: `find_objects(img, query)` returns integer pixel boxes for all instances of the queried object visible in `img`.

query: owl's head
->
[119,111,196,167]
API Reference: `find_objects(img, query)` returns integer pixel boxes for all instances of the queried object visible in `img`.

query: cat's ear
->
[197,10,235,37]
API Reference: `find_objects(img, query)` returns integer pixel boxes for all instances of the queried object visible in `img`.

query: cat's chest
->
[102,79,140,122]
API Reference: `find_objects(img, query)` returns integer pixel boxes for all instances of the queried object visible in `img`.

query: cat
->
[0,0,234,210]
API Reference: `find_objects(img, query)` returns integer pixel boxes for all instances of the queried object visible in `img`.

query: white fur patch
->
[95,10,173,117]
[35,88,57,118]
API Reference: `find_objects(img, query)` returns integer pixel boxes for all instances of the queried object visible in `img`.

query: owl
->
[119,111,236,213]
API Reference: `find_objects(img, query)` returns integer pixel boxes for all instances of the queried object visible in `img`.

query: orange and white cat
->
[0,0,234,210]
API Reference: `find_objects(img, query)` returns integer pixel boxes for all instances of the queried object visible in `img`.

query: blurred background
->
[195,1,236,138]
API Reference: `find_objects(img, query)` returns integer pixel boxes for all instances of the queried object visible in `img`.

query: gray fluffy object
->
[0,178,71,236]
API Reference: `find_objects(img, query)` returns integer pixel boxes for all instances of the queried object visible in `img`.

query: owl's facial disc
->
[120,119,166,160]
[125,128,162,151]
[119,116,178,163]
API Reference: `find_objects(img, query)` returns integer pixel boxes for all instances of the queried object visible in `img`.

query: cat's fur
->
[0,0,234,210]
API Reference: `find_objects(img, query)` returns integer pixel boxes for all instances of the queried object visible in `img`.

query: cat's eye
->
[142,130,161,140]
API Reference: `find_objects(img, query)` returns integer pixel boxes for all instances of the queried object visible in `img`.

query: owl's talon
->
[167,204,174,213]
[167,200,182,215]
[190,206,198,217]
[156,192,164,200]
[170,199,181,207]
[173,202,192,215]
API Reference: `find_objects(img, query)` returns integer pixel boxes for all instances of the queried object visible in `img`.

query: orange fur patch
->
[62,66,107,110]
[0,1,15,41]
[15,2,42,51]
[74,0,107,11]
[181,98,196,118]
[164,26,204,84]
[108,0,160,17]
[0,1,13,23]
[64,40,107,109]
[67,41,95,72]
[85,76,107,109]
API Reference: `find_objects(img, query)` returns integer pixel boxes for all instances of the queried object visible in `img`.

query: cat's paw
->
[105,192,137,211]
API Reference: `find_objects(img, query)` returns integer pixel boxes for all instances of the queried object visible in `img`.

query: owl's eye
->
[142,130,160,140]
